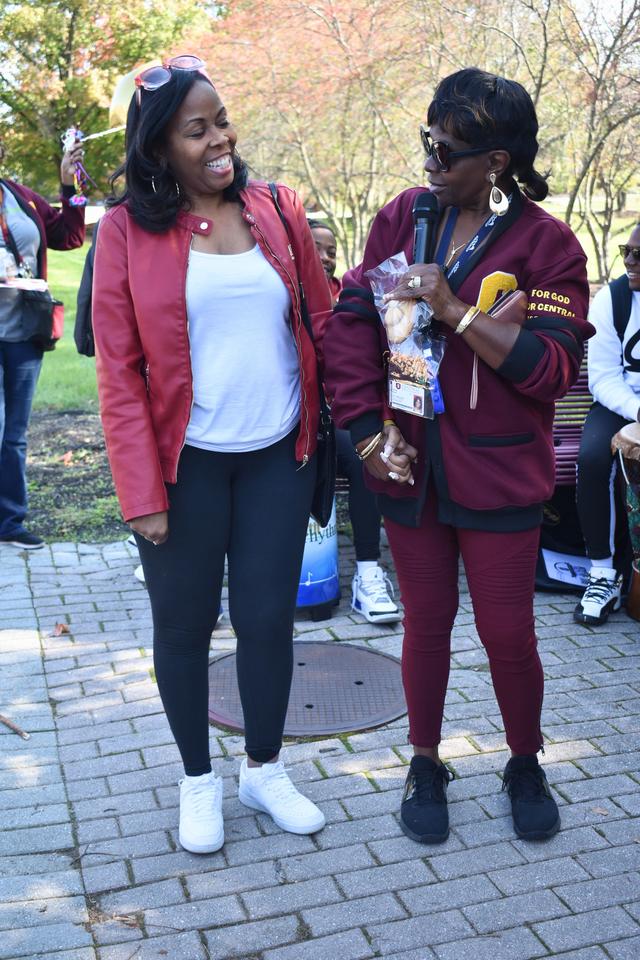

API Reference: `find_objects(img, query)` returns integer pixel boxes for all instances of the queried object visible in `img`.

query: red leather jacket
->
[93,180,331,522]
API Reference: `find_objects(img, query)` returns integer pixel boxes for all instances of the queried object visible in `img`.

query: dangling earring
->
[175,181,180,199]
[151,176,157,194]
[489,173,509,217]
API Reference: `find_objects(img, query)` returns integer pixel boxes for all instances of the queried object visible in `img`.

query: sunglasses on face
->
[419,125,494,172]
[134,55,209,107]
[619,245,640,262]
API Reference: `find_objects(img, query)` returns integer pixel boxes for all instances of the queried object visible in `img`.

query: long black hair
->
[108,69,248,232]
[427,68,548,202]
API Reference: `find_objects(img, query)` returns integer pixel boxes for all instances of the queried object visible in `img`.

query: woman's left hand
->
[60,140,84,187]
[385,264,466,329]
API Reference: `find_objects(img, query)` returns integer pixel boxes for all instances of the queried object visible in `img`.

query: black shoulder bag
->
[268,182,336,528]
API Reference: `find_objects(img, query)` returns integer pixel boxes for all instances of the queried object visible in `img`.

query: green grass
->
[33,242,98,411]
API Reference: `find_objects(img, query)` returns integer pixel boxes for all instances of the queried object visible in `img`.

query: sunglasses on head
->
[134,55,209,107]
[419,125,494,172]
[619,245,640,262]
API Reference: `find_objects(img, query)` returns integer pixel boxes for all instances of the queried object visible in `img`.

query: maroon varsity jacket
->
[1,179,86,282]
[323,184,593,531]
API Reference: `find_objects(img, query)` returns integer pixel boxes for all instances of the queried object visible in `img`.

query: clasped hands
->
[356,424,417,485]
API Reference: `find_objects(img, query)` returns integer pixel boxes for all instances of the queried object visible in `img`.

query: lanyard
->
[434,205,507,279]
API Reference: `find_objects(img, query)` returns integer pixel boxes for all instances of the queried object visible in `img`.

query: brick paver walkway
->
[1,533,639,960]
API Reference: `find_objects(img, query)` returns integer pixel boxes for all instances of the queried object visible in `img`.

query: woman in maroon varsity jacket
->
[324,68,592,844]
[0,140,85,549]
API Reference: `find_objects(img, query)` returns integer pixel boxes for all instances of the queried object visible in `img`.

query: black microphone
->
[412,191,439,264]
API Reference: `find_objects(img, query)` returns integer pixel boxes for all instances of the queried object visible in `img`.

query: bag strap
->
[0,192,24,269]
[267,181,331,423]
[609,274,633,342]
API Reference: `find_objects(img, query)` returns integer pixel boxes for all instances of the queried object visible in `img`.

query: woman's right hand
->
[129,511,169,546]
[356,424,417,484]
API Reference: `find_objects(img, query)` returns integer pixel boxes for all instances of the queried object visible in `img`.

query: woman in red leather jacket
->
[92,57,331,854]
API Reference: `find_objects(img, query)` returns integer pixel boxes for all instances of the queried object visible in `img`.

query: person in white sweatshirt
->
[575,224,640,624]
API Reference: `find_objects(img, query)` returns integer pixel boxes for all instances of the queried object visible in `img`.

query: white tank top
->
[184,244,300,452]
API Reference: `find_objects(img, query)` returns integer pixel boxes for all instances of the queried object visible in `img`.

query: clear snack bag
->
[365,252,446,419]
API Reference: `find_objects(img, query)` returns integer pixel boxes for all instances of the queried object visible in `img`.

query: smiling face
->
[310,225,337,279]
[424,122,508,213]
[160,79,236,202]
[625,225,640,292]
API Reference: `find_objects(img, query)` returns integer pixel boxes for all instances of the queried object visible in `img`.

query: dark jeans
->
[0,339,43,538]
[576,402,629,562]
[386,488,543,755]
[136,430,316,774]
[336,428,381,561]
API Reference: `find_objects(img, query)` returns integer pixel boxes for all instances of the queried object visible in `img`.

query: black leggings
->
[336,428,381,561]
[576,402,628,561]
[136,430,316,774]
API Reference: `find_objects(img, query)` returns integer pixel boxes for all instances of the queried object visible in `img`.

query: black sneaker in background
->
[0,530,44,550]
[503,754,560,840]
[400,756,453,844]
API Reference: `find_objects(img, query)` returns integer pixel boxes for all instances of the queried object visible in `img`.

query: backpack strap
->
[609,274,633,342]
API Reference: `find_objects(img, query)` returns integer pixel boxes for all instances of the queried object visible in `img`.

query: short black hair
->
[307,219,336,239]
[108,69,248,232]
[427,67,548,202]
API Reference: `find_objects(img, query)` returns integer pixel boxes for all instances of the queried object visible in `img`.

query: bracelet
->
[357,432,382,461]
[455,306,480,335]
[383,419,395,427]
[357,431,383,461]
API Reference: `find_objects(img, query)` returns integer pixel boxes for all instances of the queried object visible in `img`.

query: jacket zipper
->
[176,233,196,468]
[246,213,311,466]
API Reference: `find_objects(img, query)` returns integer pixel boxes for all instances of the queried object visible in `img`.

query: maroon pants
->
[385,492,544,755]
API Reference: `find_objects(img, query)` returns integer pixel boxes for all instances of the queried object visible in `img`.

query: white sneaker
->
[574,567,622,625]
[134,564,145,584]
[351,566,401,623]
[238,758,325,834]
[178,772,224,854]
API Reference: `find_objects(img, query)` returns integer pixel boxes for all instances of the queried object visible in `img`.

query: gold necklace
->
[445,237,468,268]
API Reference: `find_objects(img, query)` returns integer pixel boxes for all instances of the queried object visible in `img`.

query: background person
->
[574,224,640,625]
[325,68,592,845]
[0,139,85,549]
[308,218,400,623]
[92,57,331,855]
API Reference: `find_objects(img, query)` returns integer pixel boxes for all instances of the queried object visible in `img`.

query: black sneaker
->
[503,755,560,840]
[400,756,453,844]
[0,530,44,550]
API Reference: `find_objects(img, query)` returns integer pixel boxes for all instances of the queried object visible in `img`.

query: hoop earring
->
[489,173,509,217]
[151,176,157,194]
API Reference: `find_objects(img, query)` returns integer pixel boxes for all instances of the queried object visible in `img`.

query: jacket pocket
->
[468,432,534,448]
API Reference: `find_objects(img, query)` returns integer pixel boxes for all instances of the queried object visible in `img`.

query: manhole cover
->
[208,641,406,736]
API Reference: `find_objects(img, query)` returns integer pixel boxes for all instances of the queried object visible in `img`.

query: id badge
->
[389,377,429,417]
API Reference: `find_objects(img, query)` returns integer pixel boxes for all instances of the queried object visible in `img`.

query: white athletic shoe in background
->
[574,566,622,625]
[351,566,401,623]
